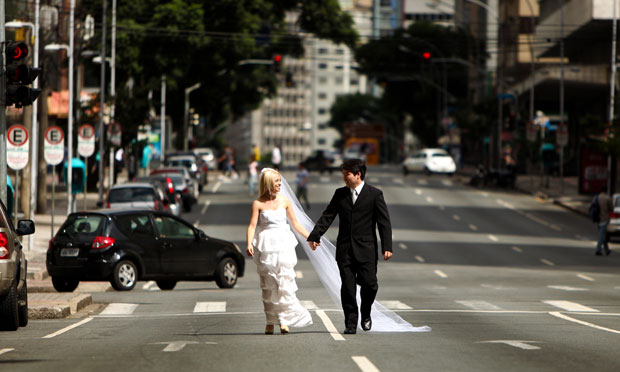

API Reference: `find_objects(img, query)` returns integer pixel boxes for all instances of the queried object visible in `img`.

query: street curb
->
[29,293,92,319]
[29,305,71,319]
[27,267,49,281]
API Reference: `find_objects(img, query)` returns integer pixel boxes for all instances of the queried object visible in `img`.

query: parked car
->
[47,210,245,292]
[106,183,169,212]
[151,167,199,201]
[166,154,207,190]
[135,176,182,216]
[193,147,217,171]
[149,171,197,212]
[403,148,456,175]
[0,199,35,331]
[607,194,620,242]
[303,150,343,174]
[343,145,367,162]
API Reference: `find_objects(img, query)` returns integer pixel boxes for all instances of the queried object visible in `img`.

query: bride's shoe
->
[280,325,289,334]
[265,325,274,335]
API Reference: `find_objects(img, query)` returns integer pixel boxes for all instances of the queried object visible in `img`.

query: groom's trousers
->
[337,249,378,328]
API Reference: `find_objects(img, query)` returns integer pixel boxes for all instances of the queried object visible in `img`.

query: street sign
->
[557,123,568,147]
[78,124,95,157]
[107,121,121,147]
[7,125,29,170]
[44,126,65,165]
[526,121,537,142]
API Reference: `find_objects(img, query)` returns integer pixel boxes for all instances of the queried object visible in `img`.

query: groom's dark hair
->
[342,159,366,180]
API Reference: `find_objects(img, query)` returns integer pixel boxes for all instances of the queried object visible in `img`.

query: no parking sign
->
[7,125,29,170]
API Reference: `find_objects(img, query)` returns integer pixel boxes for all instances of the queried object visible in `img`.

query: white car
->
[403,148,456,175]
[343,146,367,162]
[193,147,217,170]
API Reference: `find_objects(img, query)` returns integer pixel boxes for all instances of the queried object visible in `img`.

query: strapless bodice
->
[259,208,289,230]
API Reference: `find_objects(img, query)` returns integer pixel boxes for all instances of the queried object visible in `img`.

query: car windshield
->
[169,159,193,167]
[109,187,156,202]
[60,214,106,236]
[432,153,450,157]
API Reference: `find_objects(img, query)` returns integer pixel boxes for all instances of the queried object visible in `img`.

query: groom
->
[308,159,393,334]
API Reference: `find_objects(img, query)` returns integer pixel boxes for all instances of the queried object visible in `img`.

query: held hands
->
[383,251,392,261]
[308,241,321,251]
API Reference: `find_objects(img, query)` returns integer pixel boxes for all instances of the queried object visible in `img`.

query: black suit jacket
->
[308,183,392,263]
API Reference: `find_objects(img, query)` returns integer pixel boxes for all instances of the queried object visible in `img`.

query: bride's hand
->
[247,246,254,256]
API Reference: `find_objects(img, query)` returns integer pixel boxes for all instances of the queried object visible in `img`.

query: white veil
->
[266,168,430,333]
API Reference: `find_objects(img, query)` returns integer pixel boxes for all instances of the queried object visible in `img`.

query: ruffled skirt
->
[252,228,313,327]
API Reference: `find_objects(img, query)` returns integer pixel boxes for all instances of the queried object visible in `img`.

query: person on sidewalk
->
[295,162,310,210]
[594,185,613,256]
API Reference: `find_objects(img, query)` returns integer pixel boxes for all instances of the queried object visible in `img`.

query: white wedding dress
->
[252,207,313,327]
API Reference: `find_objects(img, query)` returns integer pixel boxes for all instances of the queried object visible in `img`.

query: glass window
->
[108,187,156,202]
[114,214,155,237]
[59,214,106,236]
[153,216,195,239]
[318,63,328,69]
[318,48,328,54]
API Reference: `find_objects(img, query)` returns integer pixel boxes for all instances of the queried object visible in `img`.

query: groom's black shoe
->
[361,317,372,331]
[344,327,356,334]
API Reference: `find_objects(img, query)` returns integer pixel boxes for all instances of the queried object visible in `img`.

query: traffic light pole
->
[0,0,7,206]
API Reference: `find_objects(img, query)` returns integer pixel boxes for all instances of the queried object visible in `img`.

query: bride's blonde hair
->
[259,169,280,199]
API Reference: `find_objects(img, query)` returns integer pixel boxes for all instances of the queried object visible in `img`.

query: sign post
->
[78,124,95,210]
[44,126,64,238]
[7,125,30,225]
[557,123,569,194]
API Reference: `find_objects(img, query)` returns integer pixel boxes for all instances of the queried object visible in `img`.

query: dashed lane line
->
[398,243,408,250]
[469,224,478,231]
[452,214,461,221]
[512,246,523,253]
[434,270,447,278]
[393,178,404,184]
[456,301,502,310]
[414,189,422,195]
[201,200,211,214]
[194,302,226,313]
[43,317,94,339]
[425,196,434,203]
[547,286,587,291]
[101,303,139,316]
[549,312,620,334]
[300,300,318,310]
[315,310,345,341]
[543,301,599,312]
[380,301,412,310]
[352,356,381,372]
[212,182,222,193]
[0,349,14,355]
[540,258,555,266]
[479,340,541,350]
[415,256,425,263]
[577,274,595,282]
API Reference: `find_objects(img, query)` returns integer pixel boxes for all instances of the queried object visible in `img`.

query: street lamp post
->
[183,83,201,151]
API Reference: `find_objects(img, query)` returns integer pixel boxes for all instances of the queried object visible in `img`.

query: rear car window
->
[114,214,155,237]
[60,215,106,236]
[432,153,449,157]
[109,187,156,202]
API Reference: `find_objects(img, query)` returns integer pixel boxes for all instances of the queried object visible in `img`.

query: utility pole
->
[610,0,618,194]
[97,0,107,206]
[0,0,7,206]
[161,75,166,159]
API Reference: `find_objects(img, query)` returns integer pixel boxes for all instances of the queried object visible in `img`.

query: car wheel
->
[424,167,432,176]
[52,277,79,292]
[156,280,177,290]
[403,167,409,176]
[183,201,192,213]
[215,257,238,289]
[18,280,28,327]
[0,280,19,331]
[111,260,137,291]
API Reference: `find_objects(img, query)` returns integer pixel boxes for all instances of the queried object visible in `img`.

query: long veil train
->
[275,169,431,333]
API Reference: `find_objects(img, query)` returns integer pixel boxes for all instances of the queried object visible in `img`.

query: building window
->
[318,93,327,99]
[318,108,327,115]
[335,77,343,84]
[318,77,328,84]
[318,138,326,145]
[335,65,344,70]
[335,48,345,55]
[318,63,328,69]
[350,79,359,85]
[318,48,328,54]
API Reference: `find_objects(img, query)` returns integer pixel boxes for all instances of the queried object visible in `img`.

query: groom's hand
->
[383,251,392,260]
[309,241,320,250]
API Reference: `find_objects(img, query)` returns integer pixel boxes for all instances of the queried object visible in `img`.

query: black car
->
[46,210,245,292]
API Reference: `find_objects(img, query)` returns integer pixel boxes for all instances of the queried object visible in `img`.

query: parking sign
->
[7,125,29,170]
[44,126,65,165]
[78,124,95,157]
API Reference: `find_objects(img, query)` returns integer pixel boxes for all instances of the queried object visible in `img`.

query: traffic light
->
[5,41,41,108]
[422,51,431,60]
[273,54,282,73]
[285,72,294,87]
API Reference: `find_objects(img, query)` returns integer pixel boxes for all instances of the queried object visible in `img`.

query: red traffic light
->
[6,42,28,62]
[422,52,431,60]
[274,54,282,62]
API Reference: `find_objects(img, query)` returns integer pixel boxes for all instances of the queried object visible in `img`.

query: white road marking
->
[142,281,156,290]
[319,176,330,183]
[550,224,562,231]
[417,179,428,186]
[547,285,587,291]
[452,214,460,221]
[415,256,425,263]
[380,301,412,310]
[300,300,318,310]
[478,191,489,197]
[201,200,211,214]
[543,301,599,312]
[525,213,550,227]
[194,219,200,226]
[296,270,304,278]
[425,196,434,203]
[43,317,93,339]
[194,302,226,313]
[393,178,404,184]
[153,341,199,352]
[398,243,408,250]
[577,274,595,282]
[0,348,14,355]
[414,189,422,195]
[315,310,345,341]
[540,259,555,266]
[101,303,139,316]
[352,356,381,372]
[369,177,379,183]
[549,312,620,334]
[212,181,222,193]
[434,270,447,278]
[456,300,502,310]
[441,179,453,186]
[488,234,498,242]
[469,224,478,231]
[480,340,540,350]
[481,284,512,290]
[511,246,523,253]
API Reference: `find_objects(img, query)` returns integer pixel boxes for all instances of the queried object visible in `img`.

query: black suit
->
[308,183,392,328]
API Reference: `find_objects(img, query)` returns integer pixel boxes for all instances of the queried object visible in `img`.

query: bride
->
[246,168,313,334]
[247,167,430,334]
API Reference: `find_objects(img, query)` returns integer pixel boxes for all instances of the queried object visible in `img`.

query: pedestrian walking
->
[271,144,281,171]
[248,155,258,195]
[295,162,310,210]
[593,185,613,256]
[114,147,124,184]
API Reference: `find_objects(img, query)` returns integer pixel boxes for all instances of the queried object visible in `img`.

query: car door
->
[153,214,203,276]
[113,213,163,275]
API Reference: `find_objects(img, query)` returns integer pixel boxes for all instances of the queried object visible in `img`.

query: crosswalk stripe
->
[0,349,14,355]
[540,258,555,266]
[577,274,595,282]
[398,243,407,250]
[296,271,304,278]
[543,300,599,312]
[380,301,412,310]
[415,255,425,263]
[434,270,447,278]
[300,300,318,310]
[456,300,502,310]
[194,302,226,313]
[352,356,381,372]
[100,303,139,315]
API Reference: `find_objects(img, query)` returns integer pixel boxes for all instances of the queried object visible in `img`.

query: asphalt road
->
[2,166,619,371]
